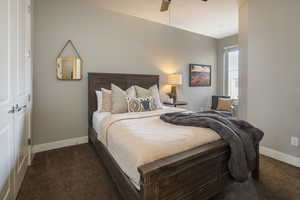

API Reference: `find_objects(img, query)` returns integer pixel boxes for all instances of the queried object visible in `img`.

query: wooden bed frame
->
[88,72,260,200]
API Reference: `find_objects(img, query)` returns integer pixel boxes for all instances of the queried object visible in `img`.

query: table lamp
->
[167,74,182,103]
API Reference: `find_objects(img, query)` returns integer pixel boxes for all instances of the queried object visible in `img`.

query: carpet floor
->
[17,144,300,200]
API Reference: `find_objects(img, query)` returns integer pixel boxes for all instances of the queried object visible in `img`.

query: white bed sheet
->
[93,111,111,136]
[92,107,169,135]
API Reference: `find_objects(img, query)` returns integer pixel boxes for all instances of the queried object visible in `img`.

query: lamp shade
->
[167,74,182,85]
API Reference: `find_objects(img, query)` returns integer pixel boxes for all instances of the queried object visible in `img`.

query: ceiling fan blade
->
[160,0,207,12]
[160,0,171,12]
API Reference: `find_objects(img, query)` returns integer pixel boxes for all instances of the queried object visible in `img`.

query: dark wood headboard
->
[88,73,159,126]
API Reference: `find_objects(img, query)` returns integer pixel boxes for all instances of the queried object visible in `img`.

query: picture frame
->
[189,64,212,87]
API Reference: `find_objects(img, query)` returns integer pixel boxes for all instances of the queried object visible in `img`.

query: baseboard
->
[32,136,88,153]
[32,138,300,167]
[260,146,300,168]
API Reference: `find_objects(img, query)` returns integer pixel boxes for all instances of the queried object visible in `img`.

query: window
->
[224,48,239,99]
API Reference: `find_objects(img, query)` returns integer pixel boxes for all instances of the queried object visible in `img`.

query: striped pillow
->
[127,97,156,112]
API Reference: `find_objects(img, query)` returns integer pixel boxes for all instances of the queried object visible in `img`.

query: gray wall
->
[240,0,300,158]
[217,35,238,95]
[33,0,217,145]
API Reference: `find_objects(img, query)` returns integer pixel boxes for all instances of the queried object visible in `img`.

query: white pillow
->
[149,85,163,109]
[95,90,102,112]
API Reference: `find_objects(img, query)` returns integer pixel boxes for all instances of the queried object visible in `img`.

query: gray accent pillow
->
[111,84,136,114]
[135,86,151,98]
[135,85,163,109]
[126,86,136,98]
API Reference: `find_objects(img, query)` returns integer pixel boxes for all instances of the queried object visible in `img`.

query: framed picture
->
[189,64,211,87]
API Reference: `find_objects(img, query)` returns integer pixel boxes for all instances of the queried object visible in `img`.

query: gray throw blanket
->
[160,111,264,182]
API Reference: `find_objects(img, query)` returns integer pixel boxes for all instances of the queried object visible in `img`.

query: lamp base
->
[171,85,177,103]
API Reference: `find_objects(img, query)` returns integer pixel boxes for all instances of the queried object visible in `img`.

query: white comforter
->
[98,108,221,189]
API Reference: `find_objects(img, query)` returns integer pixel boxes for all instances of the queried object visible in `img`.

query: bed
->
[88,72,260,200]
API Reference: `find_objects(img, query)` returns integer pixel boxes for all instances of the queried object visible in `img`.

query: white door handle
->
[16,104,27,112]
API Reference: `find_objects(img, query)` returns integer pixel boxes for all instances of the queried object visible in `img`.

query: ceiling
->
[97,0,239,39]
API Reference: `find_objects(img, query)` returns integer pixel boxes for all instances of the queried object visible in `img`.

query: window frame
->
[223,46,239,100]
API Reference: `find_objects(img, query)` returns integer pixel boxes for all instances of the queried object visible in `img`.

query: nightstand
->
[163,101,188,107]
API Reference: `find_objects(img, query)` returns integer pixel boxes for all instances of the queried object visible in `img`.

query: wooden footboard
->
[138,140,231,200]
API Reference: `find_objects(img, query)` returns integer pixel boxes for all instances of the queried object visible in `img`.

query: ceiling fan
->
[160,0,208,12]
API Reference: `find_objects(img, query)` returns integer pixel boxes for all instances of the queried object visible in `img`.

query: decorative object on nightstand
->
[167,74,182,103]
[163,101,187,108]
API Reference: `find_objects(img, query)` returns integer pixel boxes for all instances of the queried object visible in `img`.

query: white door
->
[1,0,32,199]
[13,0,31,196]
[0,0,15,199]
[24,0,33,166]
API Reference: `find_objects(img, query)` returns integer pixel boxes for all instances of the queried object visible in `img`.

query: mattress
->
[92,112,111,135]
[94,108,221,190]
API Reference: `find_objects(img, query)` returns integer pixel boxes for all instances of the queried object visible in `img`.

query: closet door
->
[0,0,15,199]
[13,0,31,196]
[1,0,31,198]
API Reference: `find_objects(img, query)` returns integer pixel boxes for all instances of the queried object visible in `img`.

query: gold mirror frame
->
[56,40,83,80]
